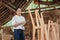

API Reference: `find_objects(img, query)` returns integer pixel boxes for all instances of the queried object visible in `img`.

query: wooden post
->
[40,12,44,40]
[1,29,4,40]
[44,23,50,40]
[47,20,51,40]
[35,10,40,40]
[51,21,57,40]
[54,22,60,40]
[28,9,36,40]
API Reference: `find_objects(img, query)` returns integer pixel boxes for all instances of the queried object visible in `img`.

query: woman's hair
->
[16,8,21,11]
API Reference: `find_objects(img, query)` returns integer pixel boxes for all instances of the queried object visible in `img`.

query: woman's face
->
[16,8,21,16]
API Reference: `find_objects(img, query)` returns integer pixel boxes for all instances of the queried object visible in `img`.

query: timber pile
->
[0,27,13,40]
[28,9,60,40]
[23,10,60,40]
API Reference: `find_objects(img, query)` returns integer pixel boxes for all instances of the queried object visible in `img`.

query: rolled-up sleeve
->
[23,17,26,22]
[12,17,16,26]
[22,16,26,25]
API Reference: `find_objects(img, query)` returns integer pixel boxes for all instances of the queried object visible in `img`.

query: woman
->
[12,8,26,40]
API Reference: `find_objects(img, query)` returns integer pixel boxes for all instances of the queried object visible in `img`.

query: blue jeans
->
[14,29,25,40]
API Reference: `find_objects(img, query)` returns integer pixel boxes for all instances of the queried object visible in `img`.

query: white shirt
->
[12,15,26,30]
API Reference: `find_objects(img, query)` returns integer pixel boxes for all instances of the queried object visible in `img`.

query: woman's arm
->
[12,16,26,27]
[13,21,26,27]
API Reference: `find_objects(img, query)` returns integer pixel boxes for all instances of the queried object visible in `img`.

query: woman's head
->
[16,8,22,16]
